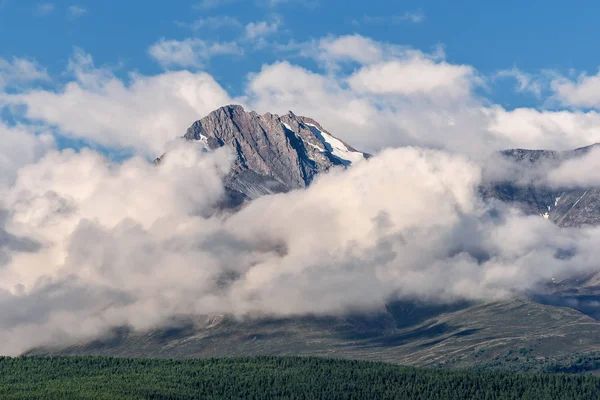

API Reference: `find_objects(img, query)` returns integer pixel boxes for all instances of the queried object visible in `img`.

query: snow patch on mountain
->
[304,123,365,165]
[196,134,211,151]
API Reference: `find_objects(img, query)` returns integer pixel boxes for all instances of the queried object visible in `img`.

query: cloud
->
[402,10,425,23]
[293,34,446,71]
[257,0,319,8]
[551,70,600,109]
[7,49,232,155]
[247,38,492,154]
[5,34,600,354]
[0,57,49,89]
[149,37,243,68]
[316,35,389,65]
[244,17,281,42]
[34,2,54,16]
[487,107,600,151]
[495,67,544,98]
[0,142,234,353]
[179,16,242,31]
[2,141,600,355]
[251,35,600,156]
[0,121,55,188]
[347,57,475,98]
[192,0,241,10]
[358,10,426,25]
[546,146,600,188]
[193,0,318,8]
[9,35,600,161]
[67,5,87,18]
[0,209,42,267]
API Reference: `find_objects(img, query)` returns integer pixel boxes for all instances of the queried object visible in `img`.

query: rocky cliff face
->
[159,105,368,206]
[481,144,600,227]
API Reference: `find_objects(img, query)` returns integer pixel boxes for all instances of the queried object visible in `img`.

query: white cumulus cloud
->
[0,57,49,89]
[149,38,243,68]
[9,50,232,155]
[67,5,87,18]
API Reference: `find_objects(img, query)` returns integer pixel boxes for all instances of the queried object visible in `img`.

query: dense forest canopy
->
[1,356,599,399]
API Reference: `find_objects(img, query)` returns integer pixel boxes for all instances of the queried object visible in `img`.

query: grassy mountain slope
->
[28,300,600,372]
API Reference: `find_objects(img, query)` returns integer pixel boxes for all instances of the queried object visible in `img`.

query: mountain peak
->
[483,143,600,227]
[182,105,368,204]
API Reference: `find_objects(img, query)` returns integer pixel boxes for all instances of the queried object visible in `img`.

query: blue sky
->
[2,0,598,103]
[3,0,600,159]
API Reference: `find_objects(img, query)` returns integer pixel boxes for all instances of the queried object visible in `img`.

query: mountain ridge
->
[157,104,369,207]
[482,144,600,227]
[159,104,600,227]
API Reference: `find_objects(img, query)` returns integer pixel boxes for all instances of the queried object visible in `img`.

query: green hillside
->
[29,300,600,372]
[1,356,599,399]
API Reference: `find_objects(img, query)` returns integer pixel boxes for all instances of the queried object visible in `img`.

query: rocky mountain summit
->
[481,144,600,227]
[159,104,600,227]
[158,105,369,206]
[164,105,600,226]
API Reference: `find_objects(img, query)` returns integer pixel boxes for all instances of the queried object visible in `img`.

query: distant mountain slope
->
[27,299,600,372]
[157,105,368,206]
[481,144,600,227]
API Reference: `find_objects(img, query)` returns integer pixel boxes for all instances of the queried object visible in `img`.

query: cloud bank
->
[8,36,600,159]
[2,34,600,356]
[1,141,600,355]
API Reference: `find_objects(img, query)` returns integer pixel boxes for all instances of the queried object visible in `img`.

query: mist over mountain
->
[482,144,600,227]
[3,104,600,366]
